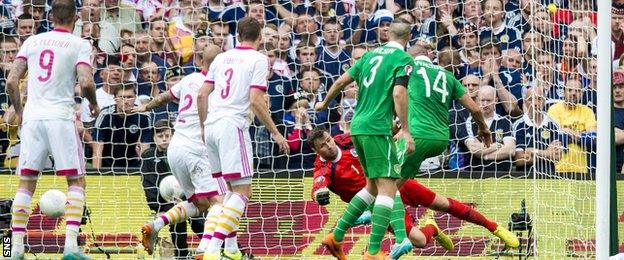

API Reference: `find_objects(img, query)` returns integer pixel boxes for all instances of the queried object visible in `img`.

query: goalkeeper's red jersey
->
[312,133,366,203]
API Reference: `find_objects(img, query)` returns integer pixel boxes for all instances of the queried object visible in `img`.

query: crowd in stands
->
[0,0,617,174]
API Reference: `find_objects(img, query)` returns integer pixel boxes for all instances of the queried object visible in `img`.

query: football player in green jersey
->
[315,18,419,260]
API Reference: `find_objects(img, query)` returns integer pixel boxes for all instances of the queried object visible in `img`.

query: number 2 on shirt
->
[38,49,54,82]
[221,68,234,99]
[177,94,193,123]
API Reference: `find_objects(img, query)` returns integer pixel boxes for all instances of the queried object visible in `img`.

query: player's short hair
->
[51,0,77,25]
[307,127,329,150]
[154,119,172,134]
[237,17,262,42]
[389,18,411,41]
[113,82,137,96]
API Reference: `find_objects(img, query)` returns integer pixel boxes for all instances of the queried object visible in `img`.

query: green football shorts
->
[399,138,447,179]
[352,135,401,179]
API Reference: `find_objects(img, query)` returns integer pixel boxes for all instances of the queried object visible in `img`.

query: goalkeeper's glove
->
[314,187,330,206]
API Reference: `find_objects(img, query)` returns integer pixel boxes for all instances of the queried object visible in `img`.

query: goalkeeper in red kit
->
[308,128,519,249]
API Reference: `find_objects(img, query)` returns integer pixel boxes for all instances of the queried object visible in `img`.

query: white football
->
[159,175,184,202]
[39,189,66,218]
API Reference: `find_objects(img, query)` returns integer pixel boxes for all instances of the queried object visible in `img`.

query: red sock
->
[419,224,437,244]
[446,198,498,232]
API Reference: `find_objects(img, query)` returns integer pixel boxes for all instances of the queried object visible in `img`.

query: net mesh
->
[0,0,617,259]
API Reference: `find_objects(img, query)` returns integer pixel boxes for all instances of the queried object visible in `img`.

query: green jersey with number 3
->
[347,42,414,136]
[408,56,466,141]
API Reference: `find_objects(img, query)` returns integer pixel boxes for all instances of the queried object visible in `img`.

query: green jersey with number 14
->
[408,56,466,141]
[347,42,414,136]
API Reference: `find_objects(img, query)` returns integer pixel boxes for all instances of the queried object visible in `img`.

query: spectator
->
[480,0,522,51]
[317,18,350,79]
[261,24,279,47]
[463,86,515,172]
[283,97,314,169]
[140,119,204,259]
[580,58,598,111]
[462,0,481,27]
[614,71,624,173]
[138,61,162,101]
[151,67,182,123]
[261,43,293,124]
[135,31,167,80]
[208,19,234,51]
[94,56,124,109]
[448,74,480,169]
[120,43,139,82]
[0,5,15,35]
[533,51,565,108]
[432,0,460,49]
[73,0,109,51]
[102,0,142,42]
[409,0,436,44]
[181,29,210,75]
[559,35,589,79]
[456,23,480,70]
[612,5,624,59]
[22,0,51,34]
[296,68,340,130]
[547,79,596,174]
[341,0,376,45]
[366,9,393,47]
[514,86,564,174]
[167,9,208,65]
[148,17,172,64]
[16,14,35,43]
[93,83,152,169]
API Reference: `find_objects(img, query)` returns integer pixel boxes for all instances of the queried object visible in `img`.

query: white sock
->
[11,188,32,255]
[206,193,248,254]
[224,232,239,254]
[154,201,200,231]
[197,204,223,252]
[64,186,85,253]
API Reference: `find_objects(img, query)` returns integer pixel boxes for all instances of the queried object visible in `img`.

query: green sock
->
[333,192,372,241]
[390,193,407,242]
[368,195,394,255]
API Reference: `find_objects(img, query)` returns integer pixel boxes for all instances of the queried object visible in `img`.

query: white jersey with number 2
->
[168,71,207,150]
[204,46,268,128]
[15,28,92,122]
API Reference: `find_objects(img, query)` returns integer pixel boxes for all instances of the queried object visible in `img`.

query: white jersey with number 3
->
[15,28,92,122]
[168,71,207,150]
[204,46,268,128]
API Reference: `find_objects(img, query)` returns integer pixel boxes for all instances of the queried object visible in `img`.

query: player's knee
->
[192,198,211,212]
[66,176,86,189]
[429,195,450,211]
[409,228,427,248]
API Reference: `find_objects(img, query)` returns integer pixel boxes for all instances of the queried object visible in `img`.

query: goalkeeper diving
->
[309,128,520,250]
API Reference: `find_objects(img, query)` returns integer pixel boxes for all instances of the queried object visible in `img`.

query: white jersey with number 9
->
[15,28,92,122]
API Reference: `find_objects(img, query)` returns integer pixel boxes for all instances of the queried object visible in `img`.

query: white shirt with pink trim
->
[16,28,92,122]
[204,46,269,128]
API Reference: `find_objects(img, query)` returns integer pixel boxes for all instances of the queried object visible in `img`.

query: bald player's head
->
[202,44,222,70]
[389,18,412,43]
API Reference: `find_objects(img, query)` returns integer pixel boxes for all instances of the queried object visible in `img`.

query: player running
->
[133,45,228,258]
[6,0,99,259]
[197,17,289,260]
[315,18,417,260]
[308,128,520,253]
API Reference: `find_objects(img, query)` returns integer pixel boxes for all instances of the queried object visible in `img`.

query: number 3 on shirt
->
[38,50,54,82]
[221,68,234,99]
[362,56,383,88]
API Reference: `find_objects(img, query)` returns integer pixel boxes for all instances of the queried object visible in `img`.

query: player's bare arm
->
[315,72,354,112]
[132,92,174,113]
[392,81,414,154]
[458,93,492,147]
[6,58,27,118]
[250,88,290,154]
[197,81,215,128]
[77,64,99,118]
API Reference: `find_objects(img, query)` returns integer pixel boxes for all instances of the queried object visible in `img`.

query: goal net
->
[0,0,617,258]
